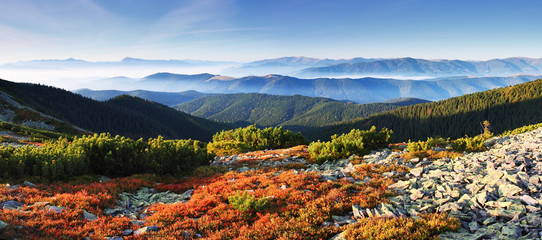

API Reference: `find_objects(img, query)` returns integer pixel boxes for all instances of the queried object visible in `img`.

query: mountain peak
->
[121,57,143,62]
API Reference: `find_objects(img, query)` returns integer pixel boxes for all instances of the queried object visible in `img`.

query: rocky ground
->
[212,127,542,239]
[2,127,542,239]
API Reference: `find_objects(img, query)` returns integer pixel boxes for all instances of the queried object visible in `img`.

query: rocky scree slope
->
[354,127,542,239]
[213,127,542,239]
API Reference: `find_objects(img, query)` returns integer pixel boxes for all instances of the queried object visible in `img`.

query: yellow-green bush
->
[0,138,87,181]
[450,134,489,153]
[207,125,307,156]
[500,122,542,137]
[407,137,448,153]
[228,191,270,212]
[343,213,459,240]
[406,140,430,153]
[0,133,213,180]
[308,127,392,162]
[207,141,250,156]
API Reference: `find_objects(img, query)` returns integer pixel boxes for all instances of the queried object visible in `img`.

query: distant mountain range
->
[5,56,542,104]
[175,93,429,130]
[299,57,542,78]
[4,56,542,79]
[241,56,374,68]
[1,57,234,69]
[103,72,540,103]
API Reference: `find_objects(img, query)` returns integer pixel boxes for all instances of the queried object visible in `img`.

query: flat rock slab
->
[134,226,160,236]
[0,200,24,210]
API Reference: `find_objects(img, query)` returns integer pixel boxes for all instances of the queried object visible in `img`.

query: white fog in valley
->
[0,65,236,91]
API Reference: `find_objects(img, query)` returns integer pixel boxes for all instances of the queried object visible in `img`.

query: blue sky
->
[1,0,541,63]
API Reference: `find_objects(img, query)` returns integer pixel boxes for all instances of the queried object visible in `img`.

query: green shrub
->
[228,191,270,212]
[207,125,307,155]
[0,137,87,180]
[500,122,542,137]
[0,133,214,180]
[426,137,448,148]
[406,140,430,153]
[308,126,392,162]
[144,136,211,176]
[207,141,250,156]
[450,135,489,153]
[407,137,448,153]
[73,133,145,177]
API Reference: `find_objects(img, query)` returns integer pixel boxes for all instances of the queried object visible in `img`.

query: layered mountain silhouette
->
[0,57,233,68]
[299,57,542,77]
[5,56,542,80]
[241,56,376,68]
[115,73,540,103]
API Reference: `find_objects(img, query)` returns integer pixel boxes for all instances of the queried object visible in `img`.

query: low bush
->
[343,213,460,240]
[0,133,213,180]
[407,137,448,153]
[207,125,307,156]
[500,122,542,137]
[308,126,392,162]
[450,134,490,153]
[406,140,431,153]
[228,191,270,213]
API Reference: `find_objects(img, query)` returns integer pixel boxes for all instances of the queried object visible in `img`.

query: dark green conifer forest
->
[309,79,542,142]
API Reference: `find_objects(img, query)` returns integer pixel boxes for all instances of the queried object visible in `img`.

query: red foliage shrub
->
[0,162,458,239]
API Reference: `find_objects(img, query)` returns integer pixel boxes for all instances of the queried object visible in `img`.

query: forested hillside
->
[0,79,231,141]
[308,79,542,142]
[176,93,429,129]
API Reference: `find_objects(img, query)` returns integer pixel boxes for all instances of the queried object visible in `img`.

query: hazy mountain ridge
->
[4,56,542,82]
[129,73,541,103]
[241,56,378,68]
[1,58,234,68]
[300,57,542,77]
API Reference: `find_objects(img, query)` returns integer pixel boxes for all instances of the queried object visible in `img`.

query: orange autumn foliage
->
[0,162,458,239]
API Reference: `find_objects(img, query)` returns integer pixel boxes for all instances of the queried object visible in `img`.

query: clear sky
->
[1,0,542,64]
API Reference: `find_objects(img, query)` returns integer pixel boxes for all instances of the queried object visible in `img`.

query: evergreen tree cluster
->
[309,79,542,142]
